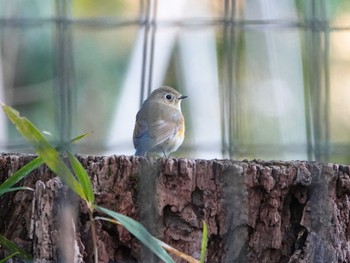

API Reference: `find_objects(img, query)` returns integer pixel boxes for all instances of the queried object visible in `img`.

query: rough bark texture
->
[1,153,350,263]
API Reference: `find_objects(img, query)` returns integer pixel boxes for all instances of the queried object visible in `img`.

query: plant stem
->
[89,209,98,263]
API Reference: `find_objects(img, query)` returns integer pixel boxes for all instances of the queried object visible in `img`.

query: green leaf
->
[0,156,43,197]
[200,221,208,263]
[56,132,93,151]
[1,103,86,200]
[0,132,92,198]
[68,132,93,145]
[0,186,33,196]
[66,150,94,204]
[0,252,20,263]
[96,206,175,263]
[0,235,32,261]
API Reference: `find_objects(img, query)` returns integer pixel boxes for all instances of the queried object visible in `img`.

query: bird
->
[133,86,187,157]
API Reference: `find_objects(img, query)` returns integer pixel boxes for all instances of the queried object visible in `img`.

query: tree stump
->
[0,153,349,262]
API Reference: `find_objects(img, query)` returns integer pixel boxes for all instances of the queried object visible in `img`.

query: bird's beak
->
[179,95,188,100]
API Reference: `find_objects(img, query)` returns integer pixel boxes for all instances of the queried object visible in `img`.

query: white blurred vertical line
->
[178,0,221,159]
[221,0,232,158]
[0,1,21,152]
[244,0,307,160]
[0,53,6,151]
[146,0,158,95]
[54,0,74,143]
[140,0,155,104]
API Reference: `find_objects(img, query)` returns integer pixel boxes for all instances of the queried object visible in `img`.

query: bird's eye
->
[165,94,172,100]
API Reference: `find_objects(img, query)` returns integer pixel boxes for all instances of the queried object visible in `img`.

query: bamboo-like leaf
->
[0,132,91,198]
[200,221,208,263]
[0,252,20,263]
[96,215,201,263]
[56,132,93,151]
[96,206,175,263]
[1,103,86,200]
[152,236,200,263]
[0,156,43,197]
[0,186,33,196]
[0,235,32,261]
[95,216,121,225]
[68,132,93,145]
[66,150,95,204]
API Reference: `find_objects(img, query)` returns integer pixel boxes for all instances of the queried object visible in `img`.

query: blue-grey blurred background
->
[0,0,349,163]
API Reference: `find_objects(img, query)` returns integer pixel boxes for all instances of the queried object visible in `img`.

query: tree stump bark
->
[0,153,350,263]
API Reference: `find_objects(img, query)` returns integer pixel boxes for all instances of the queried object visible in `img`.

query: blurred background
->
[0,0,349,163]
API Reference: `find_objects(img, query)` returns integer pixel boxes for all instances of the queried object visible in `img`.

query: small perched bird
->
[133,86,187,157]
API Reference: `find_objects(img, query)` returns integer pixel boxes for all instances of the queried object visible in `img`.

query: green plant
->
[0,103,208,263]
[0,236,31,263]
